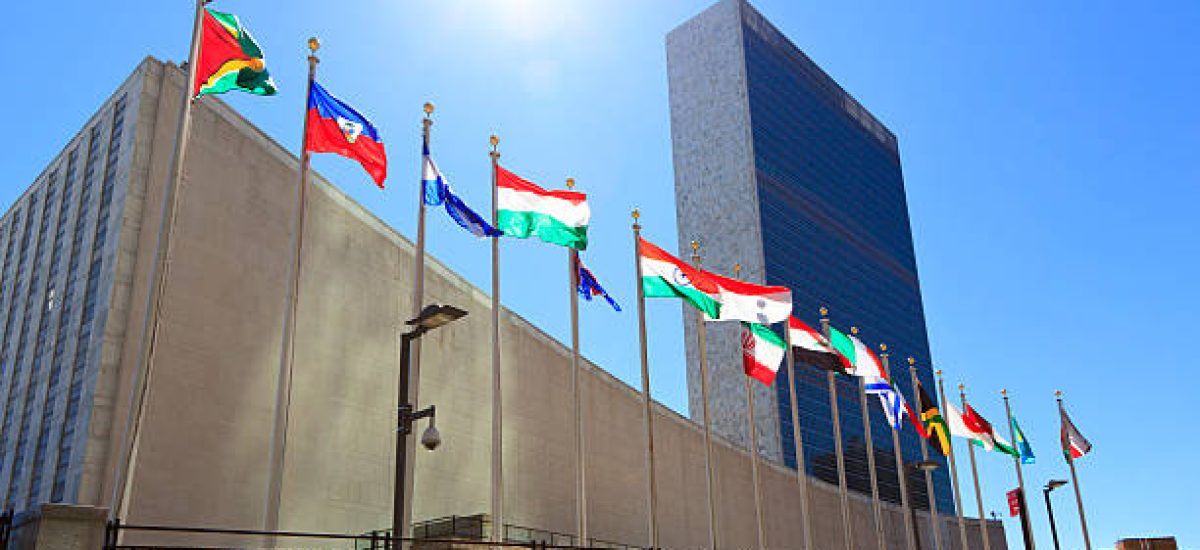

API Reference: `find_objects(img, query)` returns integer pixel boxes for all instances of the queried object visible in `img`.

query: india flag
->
[706,272,792,325]
[638,237,721,318]
[496,166,590,250]
[741,323,786,385]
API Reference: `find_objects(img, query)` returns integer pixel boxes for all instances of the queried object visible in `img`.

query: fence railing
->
[104,518,646,550]
[0,510,12,550]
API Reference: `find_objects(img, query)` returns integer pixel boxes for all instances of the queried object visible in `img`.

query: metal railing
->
[0,510,12,550]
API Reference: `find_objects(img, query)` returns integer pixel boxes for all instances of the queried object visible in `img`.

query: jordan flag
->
[1060,408,1092,461]
[305,81,387,187]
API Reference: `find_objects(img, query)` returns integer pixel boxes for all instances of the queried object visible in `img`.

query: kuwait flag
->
[496,167,589,250]
[787,316,850,374]
[638,237,721,318]
[741,323,786,385]
[1060,408,1092,461]
[193,9,277,98]
[706,272,792,325]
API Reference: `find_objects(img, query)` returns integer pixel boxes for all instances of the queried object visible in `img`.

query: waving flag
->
[306,81,386,187]
[865,377,906,429]
[787,316,849,374]
[420,146,501,238]
[741,323,786,385]
[705,273,792,325]
[1012,416,1036,464]
[638,237,721,318]
[918,382,952,456]
[849,335,888,379]
[194,8,277,98]
[497,167,590,250]
[1060,407,1092,461]
[577,259,620,312]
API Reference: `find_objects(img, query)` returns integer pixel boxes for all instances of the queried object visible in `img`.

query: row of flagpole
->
[108,5,1099,550]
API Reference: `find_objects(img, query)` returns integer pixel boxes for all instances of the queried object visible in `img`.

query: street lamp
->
[1044,479,1069,550]
[393,304,468,546]
[905,460,941,550]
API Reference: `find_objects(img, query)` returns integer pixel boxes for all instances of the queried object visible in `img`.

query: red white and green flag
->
[958,401,1019,457]
[741,323,786,385]
[1060,407,1092,460]
[705,272,792,325]
[638,237,721,318]
[193,9,277,98]
[849,335,888,379]
[787,316,850,374]
[496,167,589,250]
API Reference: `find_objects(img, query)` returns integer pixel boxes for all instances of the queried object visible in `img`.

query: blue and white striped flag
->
[865,377,906,430]
[421,145,501,238]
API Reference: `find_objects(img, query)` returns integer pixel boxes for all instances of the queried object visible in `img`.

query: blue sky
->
[3,0,1198,547]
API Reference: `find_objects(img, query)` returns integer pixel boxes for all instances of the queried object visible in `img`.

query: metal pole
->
[908,361,942,550]
[393,332,415,544]
[110,0,209,520]
[783,325,814,550]
[489,135,504,543]
[1002,390,1035,550]
[400,102,435,542]
[1043,486,1061,550]
[630,211,659,548]
[566,183,587,544]
[882,349,917,550]
[1058,392,1093,550]
[959,387,991,550]
[691,242,719,550]
[935,371,970,550]
[264,37,320,533]
[732,264,765,550]
[818,310,854,550]
[850,329,886,550]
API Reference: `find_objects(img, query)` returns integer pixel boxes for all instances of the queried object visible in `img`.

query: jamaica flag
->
[193,9,277,98]
[918,382,951,456]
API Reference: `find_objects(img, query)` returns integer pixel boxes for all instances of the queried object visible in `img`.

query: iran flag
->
[707,272,792,325]
[741,323,786,385]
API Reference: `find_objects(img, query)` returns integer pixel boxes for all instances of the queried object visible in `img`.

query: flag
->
[849,335,888,379]
[961,402,1019,457]
[638,237,721,318]
[194,9,277,98]
[420,147,501,238]
[577,259,620,312]
[787,316,849,374]
[496,167,590,250]
[1012,416,1036,465]
[947,400,990,447]
[1060,408,1091,461]
[741,323,786,385]
[865,377,906,429]
[827,326,857,374]
[918,382,952,456]
[704,273,792,325]
[306,82,386,187]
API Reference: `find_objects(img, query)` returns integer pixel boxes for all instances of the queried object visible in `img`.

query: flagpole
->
[691,241,720,550]
[1057,391,1092,550]
[850,328,886,550]
[818,308,854,550]
[935,370,969,550]
[263,36,320,533]
[881,347,917,550]
[630,210,660,548]
[110,0,210,521]
[959,385,991,550]
[398,102,435,541]
[783,325,814,550]
[489,135,504,543]
[733,265,765,550]
[1002,389,1035,550]
[567,179,588,545]
[908,359,943,550]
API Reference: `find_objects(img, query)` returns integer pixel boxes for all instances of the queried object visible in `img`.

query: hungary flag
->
[741,323,785,385]
[638,237,720,318]
[194,9,277,98]
[496,166,589,250]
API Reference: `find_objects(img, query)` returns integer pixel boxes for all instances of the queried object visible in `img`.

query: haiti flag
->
[305,81,387,187]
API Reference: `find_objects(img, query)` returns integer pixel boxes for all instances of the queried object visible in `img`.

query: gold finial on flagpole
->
[935,369,943,378]
[632,208,641,230]
[819,306,828,317]
[1055,390,1063,398]
[879,343,887,352]
[733,263,742,275]
[632,208,640,219]
[423,102,434,117]
[850,326,859,335]
[490,134,499,149]
[307,37,320,53]
[690,240,699,251]
[958,383,965,392]
[566,178,575,189]
[907,357,916,366]
[1001,388,1008,397]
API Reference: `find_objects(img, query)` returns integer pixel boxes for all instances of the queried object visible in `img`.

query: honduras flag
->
[421,146,501,238]
[577,259,620,312]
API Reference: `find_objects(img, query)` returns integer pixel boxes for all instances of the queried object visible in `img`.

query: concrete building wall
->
[4,57,1006,549]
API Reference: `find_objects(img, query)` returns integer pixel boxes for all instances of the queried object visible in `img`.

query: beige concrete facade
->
[24,58,1009,549]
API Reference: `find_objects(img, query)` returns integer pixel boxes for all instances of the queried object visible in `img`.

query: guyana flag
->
[193,9,277,98]
[917,382,951,456]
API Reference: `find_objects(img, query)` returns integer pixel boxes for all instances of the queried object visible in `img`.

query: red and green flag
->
[194,9,277,98]
[1060,407,1092,461]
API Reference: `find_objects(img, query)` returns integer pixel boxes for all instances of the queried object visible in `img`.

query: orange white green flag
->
[194,9,277,98]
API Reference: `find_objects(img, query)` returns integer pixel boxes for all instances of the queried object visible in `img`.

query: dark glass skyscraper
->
[667,0,953,512]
